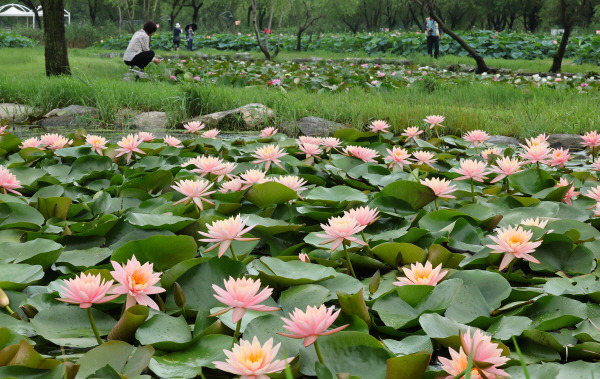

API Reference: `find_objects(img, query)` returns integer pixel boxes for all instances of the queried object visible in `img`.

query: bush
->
[0,31,37,48]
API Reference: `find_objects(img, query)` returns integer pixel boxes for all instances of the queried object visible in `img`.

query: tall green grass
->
[1,47,599,137]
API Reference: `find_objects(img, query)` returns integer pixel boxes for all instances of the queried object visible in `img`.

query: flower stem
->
[343,243,357,279]
[470,179,476,203]
[5,305,14,315]
[230,244,239,261]
[314,339,326,366]
[506,259,515,281]
[451,369,467,379]
[87,308,103,345]
[233,319,242,346]
[434,198,439,210]
[504,178,510,193]
[360,231,373,258]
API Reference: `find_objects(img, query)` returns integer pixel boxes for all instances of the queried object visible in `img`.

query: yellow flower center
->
[131,270,146,288]
[246,349,263,363]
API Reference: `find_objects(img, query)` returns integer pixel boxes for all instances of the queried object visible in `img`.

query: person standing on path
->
[123,21,162,71]
[186,25,194,51]
[173,23,183,51]
[424,15,440,59]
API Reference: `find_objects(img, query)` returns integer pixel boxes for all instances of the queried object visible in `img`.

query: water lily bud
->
[154,294,166,312]
[20,304,39,318]
[173,282,186,309]
[0,288,8,308]
[369,270,380,294]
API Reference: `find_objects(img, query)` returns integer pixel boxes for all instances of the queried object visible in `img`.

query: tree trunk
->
[549,0,588,73]
[40,0,70,76]
[19,0,42,29]
[431,13,490,73]
[88,0,98,25]
[296,30,303,51]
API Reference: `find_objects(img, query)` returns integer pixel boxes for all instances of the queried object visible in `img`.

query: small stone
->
[0,103,35,122]
[132,111,168,130]
[297,117,347,137]
[547,134,584,150]
[487,135,520,146]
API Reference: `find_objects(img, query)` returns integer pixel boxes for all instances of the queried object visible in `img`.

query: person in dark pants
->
[424,15,440,59]
[123,21,162,70]
[186,25,194,51]
[173,23,183,51]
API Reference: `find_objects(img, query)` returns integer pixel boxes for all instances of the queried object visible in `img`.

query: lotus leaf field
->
[3,120,600,379]
[164,58,600,92]
[94,31,600,64]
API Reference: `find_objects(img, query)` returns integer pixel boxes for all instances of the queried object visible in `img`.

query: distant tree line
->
[2,0,599,34]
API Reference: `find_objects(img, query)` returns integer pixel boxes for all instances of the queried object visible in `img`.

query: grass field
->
[0,47,599,137]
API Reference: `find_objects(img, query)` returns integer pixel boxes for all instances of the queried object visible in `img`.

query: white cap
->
[176,23,180,28]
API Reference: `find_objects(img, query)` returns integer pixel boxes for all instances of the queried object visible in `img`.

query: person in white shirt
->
[123,21,162,70]
[424,15,440,59]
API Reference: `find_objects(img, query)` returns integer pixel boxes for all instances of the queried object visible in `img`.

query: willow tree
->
[40,0,70,76]
[549,0,589,73]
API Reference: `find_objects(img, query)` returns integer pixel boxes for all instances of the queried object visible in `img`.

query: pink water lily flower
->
[584,185,600,202]
[115,134,145,163]
[342,145,380,163]
[594,202,600,217]
[48,136,73,151]
[163,135,183,148]
[463,130,490,147]
[273,175,308,198]
[489,156,522,183]
[581,131,600,149]
[214,162,237,182]
[401,126,423,141]
[298,253,310,262]
[19,137,44,150]
[219,178,244,193]
[344,205,379,227]
[452,159,489,182]
[394,261,448,286]
[317,216,368,251]
[278,305,349,347]
[486,225,542,270]
[298,136,322,145]
[297,142,322,160]
[521,217,551,229]
[188,156,226,177]
[211,277,279,323]
[213,337,292,379]
[385,146,410,170]
[520,143,551,165]
[556,177,579,205]
[260,127,278,138]
[110,256,165,310]
[198,215,259,258]
[85,135,107,155]
[40,133,61,147]
[136,132,154,142]
[549,148,571,167]
[0,125,7,135]
[201,129,220,139]
[183,121,205,134]
[592,158,600,171]
[57,272,119,308]
[252,144,287,171]
[412,150,437,167]
[240,169,267,189]
[322,137,342,152]
[480,147,503,161]
[172,179,215,210]
[369,120,390,133]
[423,115,445,129]
[458,327,510,378]
[420,177,457,199]
[0,165,23,195]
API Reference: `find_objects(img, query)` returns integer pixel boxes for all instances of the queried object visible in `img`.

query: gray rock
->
[39,105,99,127]
[547,134,583,150]
[297,117,347,137]
[488,135,520,146]
[132,111,169,130]
[231,52,254,60]
[0,103,35,122]
[199,103,273,130]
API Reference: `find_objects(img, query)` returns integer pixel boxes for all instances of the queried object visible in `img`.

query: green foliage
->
[0,32,37,48]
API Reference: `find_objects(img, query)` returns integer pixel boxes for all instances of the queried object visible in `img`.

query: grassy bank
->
[1,48,599,137]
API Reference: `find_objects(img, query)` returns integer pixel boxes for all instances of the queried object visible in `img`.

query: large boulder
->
[297,117,347,137]
[132,111,168,130]
[39,105,98,127]
[0,103,35,123]
[199,103,273,130]
[487,135,520,146]
[547,134,583,150]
